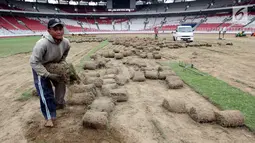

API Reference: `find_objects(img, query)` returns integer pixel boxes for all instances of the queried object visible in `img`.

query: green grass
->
[0,36,40,57]
[82,40,109,61]
[77,40,109,72]
[16,88,34,102]
[162,62,255,131]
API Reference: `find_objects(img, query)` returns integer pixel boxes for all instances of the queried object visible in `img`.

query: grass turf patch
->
[77,40,109,72]
[162,62,255,131]
[0,36,40,57]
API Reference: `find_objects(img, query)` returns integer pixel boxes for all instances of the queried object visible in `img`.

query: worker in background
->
[30,19,71,127]
[222,27,227,39]
[218,27,223,40]
[154,27,159,40]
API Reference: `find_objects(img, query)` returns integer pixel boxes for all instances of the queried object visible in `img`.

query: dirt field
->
[161,34,255,96]
[0,34,255,143]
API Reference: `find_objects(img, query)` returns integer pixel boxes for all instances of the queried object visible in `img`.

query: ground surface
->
[161,34,255,96]
[0,34,255,143]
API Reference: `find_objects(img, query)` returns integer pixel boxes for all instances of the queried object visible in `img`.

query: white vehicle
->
[173,26,194,42]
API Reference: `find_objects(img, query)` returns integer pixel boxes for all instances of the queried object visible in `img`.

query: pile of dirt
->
[113,49,120,53]
[226,42,233,46]
[132,71,146,82]
[115,75,129,86]
[83,61,98,70]
[89,97,115,114]
[67,92,95,105]
[80,71,100,78]
[186,42,212,47]
[103,51,115,58]
[217,42,234,46]
[123,50,132,57]
[82,86,128,130]
[215,110,244,127]
[115,53,124,59]
[103,78,116,84]
[158,70,176,80]
[105,68,119,75]
[144,70,158,79]
[162,98,186,113]
[82,111,109,129]
[102,83,118,90]
[80,71,100,85]
[103,74,116,79]
[94,78,104,88]
[124,58,147,68]
[109,88,129,102]
[82,77,98,85]
[69,36,106,43]
[165,76,184,89]
[108,37,217,54]
[68,84,97,94]
[188,106,215,123]
[153,53,161,59]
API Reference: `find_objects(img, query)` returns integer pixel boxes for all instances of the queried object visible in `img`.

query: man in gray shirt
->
[30,19,70,127]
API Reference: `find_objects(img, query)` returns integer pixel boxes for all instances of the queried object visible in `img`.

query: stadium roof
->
[17,0,196,5]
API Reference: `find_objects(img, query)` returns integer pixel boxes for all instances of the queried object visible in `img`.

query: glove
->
[48,74,62,82]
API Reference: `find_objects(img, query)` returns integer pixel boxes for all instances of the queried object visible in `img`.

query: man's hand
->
[48,74,62,82]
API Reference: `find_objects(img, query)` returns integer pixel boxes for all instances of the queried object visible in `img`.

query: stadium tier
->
[0,0,255,36]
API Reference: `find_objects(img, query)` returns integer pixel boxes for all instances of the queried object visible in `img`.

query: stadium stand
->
[186,0,209,11]
[0,0,254,35]
[0,25,13,35]
[8,1,37,11]
[0,0,23,10]
[210,0,233,8]
[58,5,106,13]
[17,17,46,31]
[3,16,28,30]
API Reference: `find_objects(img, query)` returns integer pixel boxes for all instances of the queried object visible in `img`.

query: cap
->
[48,19,64,29]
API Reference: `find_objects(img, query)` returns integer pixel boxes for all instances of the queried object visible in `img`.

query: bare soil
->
[0,35,255,143]
[160,34,255,96]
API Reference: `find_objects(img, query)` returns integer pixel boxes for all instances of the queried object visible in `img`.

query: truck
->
[173,25,194,42]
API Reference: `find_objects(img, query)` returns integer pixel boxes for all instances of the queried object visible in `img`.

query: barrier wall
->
[0,30,252,38]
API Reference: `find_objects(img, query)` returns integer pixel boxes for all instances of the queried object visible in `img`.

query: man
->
[154,27,158,40]
[30,19,70,127]
[218,27,223,40]
[222,27,227,39]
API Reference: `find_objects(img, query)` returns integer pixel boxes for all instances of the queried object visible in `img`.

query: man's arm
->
[30,41,50,77]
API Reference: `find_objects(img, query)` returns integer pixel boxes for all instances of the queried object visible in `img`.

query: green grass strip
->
[0,36,40,58]
[16,88,34,102]
[162,62,255,131]
[77,40,109,72]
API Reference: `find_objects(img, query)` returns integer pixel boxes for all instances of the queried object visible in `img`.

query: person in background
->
[154,27,159,40]
[222,27,227,39]
[218,27,223,40]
